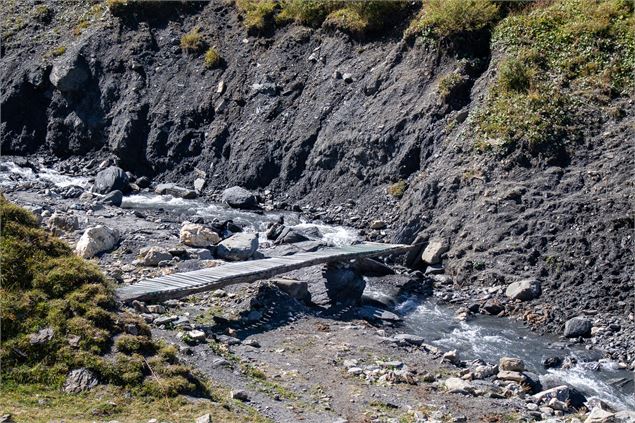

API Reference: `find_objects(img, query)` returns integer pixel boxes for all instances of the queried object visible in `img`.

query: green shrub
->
[438,72,466,99]
[323,8,368,36]
[236,0,278,32]
[276,0,335,27]
[498,57,532,93]
[180,27,205,54]
[407,0,499,39]
[204,47,222,69]
[387,180,408,199]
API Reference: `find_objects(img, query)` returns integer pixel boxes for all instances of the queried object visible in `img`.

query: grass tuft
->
[407,0,499,39]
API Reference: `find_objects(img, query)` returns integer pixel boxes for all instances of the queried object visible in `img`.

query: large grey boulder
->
[421,239,449,265]
[505,279,541,301]
[75,226,119,258]
[222,186,257,209]
[271,279,311,303]
[63,368,98,393]
[216,232,258,261]
[180,223,221,247]
[47,212,79,233]
[99,190,123,207]
[324,265,365,305]
[564,316,593,338]
[275,227,310,244]
[137,246,172,266]
[444,377,475,395]
[94,166,128,194]
[50,54,89,92]
[155,183,196,199]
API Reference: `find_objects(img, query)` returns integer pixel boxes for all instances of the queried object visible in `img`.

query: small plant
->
[438,72,466,99]
[387,180,408,199]
[50,46,66,57]
[498,58,532,93]
[180,27,204,54]
[33,4,53,22]
[407,0,499,39]
[236,0,277,32]
[204,47,221,69]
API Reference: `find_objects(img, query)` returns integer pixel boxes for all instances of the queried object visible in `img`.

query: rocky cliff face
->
[1,1,633,337]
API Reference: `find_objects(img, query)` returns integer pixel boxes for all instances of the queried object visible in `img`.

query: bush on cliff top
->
[0,195,204,397]
[474,0,634,161]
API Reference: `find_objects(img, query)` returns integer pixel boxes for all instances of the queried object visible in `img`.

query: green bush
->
[204,47,222,69]
[407,0,499,38]
[236,0,278,32]
[387,180,408,199]
[276,0,336,27]
[498,57,532,93]
[180,27,205,54]
[438,72,467,99]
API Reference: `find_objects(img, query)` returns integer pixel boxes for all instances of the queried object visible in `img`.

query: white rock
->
[499,357,525,372]
[195,414,211,423]
[421,239,449,265]
[585,407,615,423]
[444,377,474,395]
[75,226,119,258]
[180,223,221,247]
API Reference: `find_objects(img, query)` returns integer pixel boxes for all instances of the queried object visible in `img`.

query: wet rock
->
[324,265,365,305]
[29,327,54,345]
[180,223,221,247]
[216,232,258,261]
[62,185,84,199]
[533,385,571,403]
[75,225,119,258]
[564,316,593,338]
[393,333,425,346]
[358,306,402,322]
[137,246,172,266]
[585,407,615,423]
[100,190,123,207]
[270,279,311,303]
[499,357,525,372]
[63,368,98,393]
[194,178,206,194]
[94,166,129,194]
[155,183,196,199]
[482,299,504,315]
[543,356,562,369]
[222,186,257,209]
[505,279,541,301]
[49,53,89,92]
[275,227,310,244]
[48,212,79,233]
[444,377,474,395]
[421,239,449,265]
[353,257,395,276]
[136,176,151,188]
[266,222,285,240]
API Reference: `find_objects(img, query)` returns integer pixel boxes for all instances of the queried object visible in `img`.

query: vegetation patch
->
[407,0,500,39]
[474,0,634,162]
[204,47,222,69]
[387,180,408,199]
[180,27,205,54]
[0,196,203,398]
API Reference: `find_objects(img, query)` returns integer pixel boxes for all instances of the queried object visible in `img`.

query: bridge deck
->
[116,242,413,303]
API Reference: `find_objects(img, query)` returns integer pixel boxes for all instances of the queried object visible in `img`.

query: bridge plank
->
[115,242,413,303]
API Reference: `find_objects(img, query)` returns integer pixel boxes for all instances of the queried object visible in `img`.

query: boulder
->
[266,222,285,240]
[222,186,257,209]
[324,265,365,305]
[185,248,213,260]
[75,226,119,258]
[585,407,615,423]
[180,223,221,247]
[505,279,541,301]
[482,299,504,315]
[94,166,129,194]
[499,357,525,372]
[136,176,151,188]
[49,54,89,92]
[533,385,571,403]
[275,227,310,244]
[194,178,206,194]
[564,316,593,338]
[216,232,258,261]
[369,219,386,230]
[48,212,79,233]
[444,377,474,395]
[614,411,635,422]
[353,257,395,276]
[155,183,196,199]
[62,185,84,199]
[392,333,425,346]
[138,246,172,266]
[497,370,527,383]
[271,279,311,302]
[230,390,250,401]
[421,239,449,265]
[100,190,123,207]
[62,368,98,393]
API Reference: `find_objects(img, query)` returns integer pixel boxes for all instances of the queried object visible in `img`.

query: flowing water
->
[2,160,633,411]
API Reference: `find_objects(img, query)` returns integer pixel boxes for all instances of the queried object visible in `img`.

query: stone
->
[138,246,172,266]
[482,299,504,315]
[132,300,149,313]
[230,390,249,401]
[497,371,527,383]
[154,183,196,199]
[443,350,460,364]
[75,225,119,258]
[353,257,395,276]
[472,364,497,379]
[94,166,129,194]
[187,330,206,341]
[533,385,571,403]
[324,265,365,305]
[543,356,563,369]
[444,377,474,395]
[48,212,79,233]
[194,178,206,194]
[275,227,310,244]
[100,190,123,207]
[614,411,635,422]
[186,248,213,260]
[421,240,449,265]
[266,222,285,240]
[358,306,402,322]
[342,73,353,83]
[271,279,311,302]
[195,414,211,423]
[29,327,54,345]
[62,185,84,199]
[392,333,425,346]
[180,223,221,247]
[154,315,177,326]
[135,176,151,188]
[216,232,258,261]
[505,279,541,301]
[222,186,257,209]
[499,357,525,372]
[564,316,593,338]
[585,407,615,423]
[63,368,98,393]
[369,219,386,229]
[0,415,14,423]
[49,53,89,92]
[146,305,165,314]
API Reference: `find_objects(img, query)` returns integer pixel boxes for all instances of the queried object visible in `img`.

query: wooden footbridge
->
[116,242,413,303]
